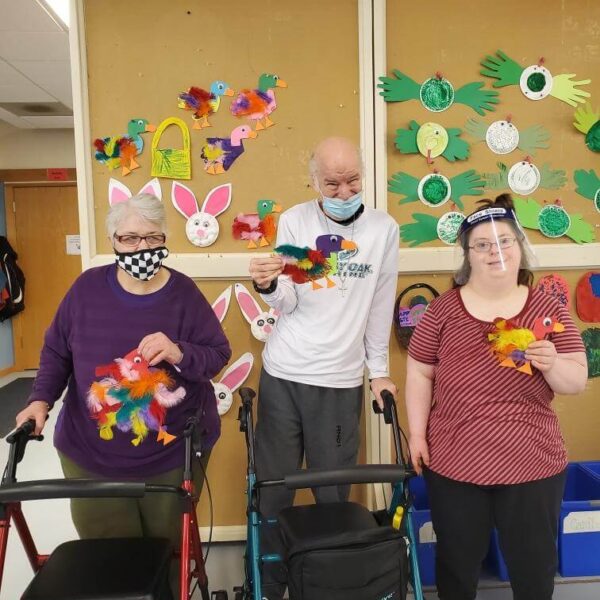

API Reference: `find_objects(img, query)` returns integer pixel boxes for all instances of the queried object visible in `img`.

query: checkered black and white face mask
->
[115,247,169,281]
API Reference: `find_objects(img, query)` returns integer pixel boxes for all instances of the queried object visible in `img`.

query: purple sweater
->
[28,265,231,478]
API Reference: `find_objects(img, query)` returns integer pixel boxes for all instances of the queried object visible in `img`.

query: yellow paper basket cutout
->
[151,117,191,180]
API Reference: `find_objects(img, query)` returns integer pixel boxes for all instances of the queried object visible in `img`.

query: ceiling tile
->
[0,31,69,61]
[21,115,74,128]
[10,60,72,107]
[0,0,63,32]
[0,107,34,128]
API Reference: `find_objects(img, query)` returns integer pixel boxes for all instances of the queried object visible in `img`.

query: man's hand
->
[16,401,49,436]
[370,376,398,409]
[138,332,183,367]
[249,257,284,289]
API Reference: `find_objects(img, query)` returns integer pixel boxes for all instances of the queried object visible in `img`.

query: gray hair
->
[106,193,167,239]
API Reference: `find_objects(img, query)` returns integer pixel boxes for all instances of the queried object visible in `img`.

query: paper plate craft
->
[483,159,566,196]
[93,118,156,176]
[395,121,470,163]
[230,73,287,130]
[232,200,282,248]
[378,70,499,115]
[393,283,439,349]
[177,80,234,129]
[87,348,186,446]
[513,197,595,244]
[171,182,232,247]
[211,285,232,323]
[573,103,600,153]
[488,316,565,375]
[212,352,253,416]
[574,169,600,213]
[108,178,162,205]
[480,51,591,107]
[582,328,600,378]
[464,117,550,155]
[388,169,484,210]
[400,211,465,247]
[151,117,191,180]
[576,272,600,322]
[200,125,257,175]
[536,274,571,309]
[234,283,279,342]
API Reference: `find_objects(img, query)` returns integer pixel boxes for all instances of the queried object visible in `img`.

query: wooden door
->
[11,185,80,369]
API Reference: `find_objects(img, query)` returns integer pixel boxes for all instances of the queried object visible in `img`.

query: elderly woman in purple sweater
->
[15,192,231,550]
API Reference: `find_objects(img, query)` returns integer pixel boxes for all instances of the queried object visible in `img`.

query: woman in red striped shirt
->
[406,194,587,600]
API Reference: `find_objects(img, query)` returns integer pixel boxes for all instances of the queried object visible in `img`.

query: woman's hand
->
[249,257,284,288]
[15,401,49,435]
[408,435,430,476]
[138,332,183,366]
[525,340,558,373]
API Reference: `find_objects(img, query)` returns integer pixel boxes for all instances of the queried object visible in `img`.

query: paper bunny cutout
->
[211,285,232,323]
[171,181,232,247]
[108,177,162,205]
[212,352,254,415]
[234,282,279,342]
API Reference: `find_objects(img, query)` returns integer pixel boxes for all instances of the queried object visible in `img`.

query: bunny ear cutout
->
[212,285,232,323]
[171,181,199,219]
[219,352,254,393]
[108,178,132,205]
[201,183,232,217]
[138,178,162,200]
[234,283,262,323]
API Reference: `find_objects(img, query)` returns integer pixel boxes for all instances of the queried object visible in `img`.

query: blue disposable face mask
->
[322,191,363,221]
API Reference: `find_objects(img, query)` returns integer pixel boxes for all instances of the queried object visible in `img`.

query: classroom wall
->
[0,126,75,170]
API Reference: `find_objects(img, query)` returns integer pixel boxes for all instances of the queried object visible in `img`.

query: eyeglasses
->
[114,234,166,247]
[469,237,516,253]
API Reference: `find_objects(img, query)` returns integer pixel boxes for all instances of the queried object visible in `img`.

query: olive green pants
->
[58,450,210,598]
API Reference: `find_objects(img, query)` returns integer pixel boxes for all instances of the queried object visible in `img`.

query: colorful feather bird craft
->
[87,349,186,446]
[177,80,234,129]
[488,316,565,375]
[230,73,287,130]
[275,245,332,289]
[232,200,282,248]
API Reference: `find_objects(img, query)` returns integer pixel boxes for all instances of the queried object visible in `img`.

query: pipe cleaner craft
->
[574,169,600,213]
[212,352,253,416]
[87,348,186,446]
[400,211,465,247]
[234,283,279,342]
[483,159,566,196]
[200,125,257,174]
[464,116,550,155]
[108,177,162,205]
[582,328,600,378]
[230,73,287,130]
[536,274,571,309]
[378,70,499,115]
[488,316,565,375]
[171,181,232,247]
[389,169,484,210]
[513,197,595,243]
[232,200,282,248]
[93,118,156,176]
[395,121,470,164]
[480,51,591,107]
[177,80,234,129]
[573,103,600,153]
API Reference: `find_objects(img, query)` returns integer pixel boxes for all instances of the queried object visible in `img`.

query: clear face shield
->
[453,207,537,285]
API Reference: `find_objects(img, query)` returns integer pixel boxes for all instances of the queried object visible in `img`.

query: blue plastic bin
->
[559,463,600,576]
[486,529,510,581]
[408,476,436,586]
[580,461,600,482]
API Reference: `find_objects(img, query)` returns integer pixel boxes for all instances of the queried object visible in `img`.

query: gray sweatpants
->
[254,368,363,598]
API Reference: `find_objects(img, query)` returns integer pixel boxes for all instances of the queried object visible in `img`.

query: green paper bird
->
[574,169,600,213]
[513,197,595,244]
[378,70,499,115]
[464,117,550,156]
[395,121,470,164]
[400,211,466,247]
[388,169,484,211]
[480,50,590,107]
[573,104,600,153]
[483,160,566,196]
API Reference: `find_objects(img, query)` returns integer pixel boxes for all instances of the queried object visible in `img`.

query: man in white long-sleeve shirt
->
[249,137,399,599]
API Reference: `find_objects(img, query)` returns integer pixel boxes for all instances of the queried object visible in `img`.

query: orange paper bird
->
[232,199,282,248]
[487,316,565,375]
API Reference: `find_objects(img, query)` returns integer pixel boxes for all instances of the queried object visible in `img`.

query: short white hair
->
[106,193,167,239]
[308,143,364,181]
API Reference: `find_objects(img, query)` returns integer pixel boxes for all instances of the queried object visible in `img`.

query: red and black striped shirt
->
[408,287,585,485]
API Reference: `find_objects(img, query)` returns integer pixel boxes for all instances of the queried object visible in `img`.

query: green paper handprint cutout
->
[453,81,500,116]
[574,169,600,212]
[539,163,567,189]
[395,121,470,163]
[479,51,524,87]
[400,213,439,247]
[388,171,420,204]
[378,70,421,102]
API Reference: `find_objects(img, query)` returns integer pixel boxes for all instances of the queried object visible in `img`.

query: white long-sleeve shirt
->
[260,200,399,388]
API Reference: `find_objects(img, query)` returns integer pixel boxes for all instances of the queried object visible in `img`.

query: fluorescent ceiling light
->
[36,0,70,30]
